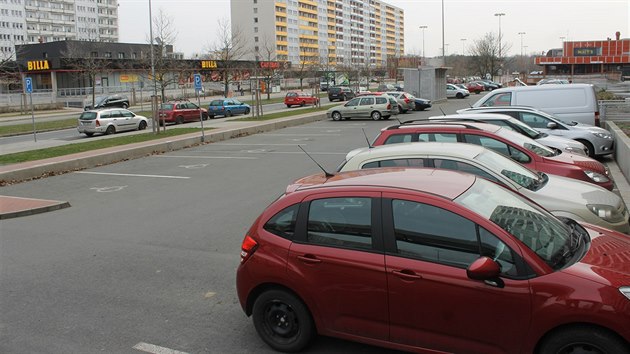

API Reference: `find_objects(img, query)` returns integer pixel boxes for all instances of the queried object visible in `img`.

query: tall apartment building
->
[231,0,404,69]
[0,0,118,59]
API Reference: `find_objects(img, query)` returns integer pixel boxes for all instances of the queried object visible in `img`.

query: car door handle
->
[392,269,422,281]
[297,255,322,264]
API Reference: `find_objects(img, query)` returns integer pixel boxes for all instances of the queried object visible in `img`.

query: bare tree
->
[62,40,111,108]
[208,18,249,97]
[469,32,512,78]
[150,8,181,102]
[293,55,320,90]
[257,36,277,100]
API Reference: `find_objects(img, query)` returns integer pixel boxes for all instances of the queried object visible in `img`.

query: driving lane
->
[0,98,478,353]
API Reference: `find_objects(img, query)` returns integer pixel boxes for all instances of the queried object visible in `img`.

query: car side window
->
[432,159,499,182]
[263,204,299,240]
[384,134,414,144]
[463,134,510,156]
[520,113,549,129]
[345,98,360,107]
[375,97,387,104]
[391,199,479,268]
[483,92,511,107]
[362,158,425,169]
[417,133,458,142]
[359,98,375,106]
[100,112,111,119]
[307,198,372,251]
[110,110,123,118]
[121,110,134,118]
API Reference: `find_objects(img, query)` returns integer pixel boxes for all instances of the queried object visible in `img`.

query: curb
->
[0,112,328,185]
[0,196,71,220]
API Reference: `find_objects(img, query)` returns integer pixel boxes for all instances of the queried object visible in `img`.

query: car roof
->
[390,119,502,133]
[431,113,517,122]
[288,167,477,200]
[349,142,485,161]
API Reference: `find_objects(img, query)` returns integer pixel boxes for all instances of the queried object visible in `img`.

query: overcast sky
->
[119,0,630,58]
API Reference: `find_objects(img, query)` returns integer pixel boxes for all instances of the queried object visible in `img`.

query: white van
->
[471,83,600,126]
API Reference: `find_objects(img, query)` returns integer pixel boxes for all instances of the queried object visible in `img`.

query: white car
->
[338,142,629,234]
[431,113,588,156]
[457,106,614,157]
[77,108,148,137]
[446,84,470,98]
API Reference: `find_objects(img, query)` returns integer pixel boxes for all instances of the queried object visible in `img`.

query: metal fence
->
[599,100,630,123]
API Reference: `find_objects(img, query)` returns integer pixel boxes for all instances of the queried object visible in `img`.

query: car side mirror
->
[547,122,557,129]
[467,257,503,287]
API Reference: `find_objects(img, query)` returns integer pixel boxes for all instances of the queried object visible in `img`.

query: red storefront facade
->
[535,34,630,79]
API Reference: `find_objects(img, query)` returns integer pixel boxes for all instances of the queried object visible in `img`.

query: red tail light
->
[240,234,258,263]
[594,111,600,127]
[387,103,391,109]
[404,96,410,103]
[95,119,100,127]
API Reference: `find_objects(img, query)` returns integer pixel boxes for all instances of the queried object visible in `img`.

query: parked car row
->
[237,115,630,353]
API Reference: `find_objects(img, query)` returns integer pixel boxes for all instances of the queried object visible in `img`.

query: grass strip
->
[0,128,204,165]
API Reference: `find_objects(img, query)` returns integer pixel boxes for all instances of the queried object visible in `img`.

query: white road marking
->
[133,342,189,354]
[90,186,127,193]
[262,133,342,136]
[157,155,257,159]
[77,171,190,179]
[178,164,209,169]
[210,143,305,146]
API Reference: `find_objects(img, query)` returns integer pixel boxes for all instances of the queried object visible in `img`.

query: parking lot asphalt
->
[1,105,630,221]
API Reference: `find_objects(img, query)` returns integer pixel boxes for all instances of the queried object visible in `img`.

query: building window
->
[254,27,258,33]
[104,52,111,58]
[42,52,47,58]
[254,36,258,42]
[117,52,124,59]
[254,17,258,23]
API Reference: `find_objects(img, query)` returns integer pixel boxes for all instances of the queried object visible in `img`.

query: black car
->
[84,94,130,111]
[327,86,355,101]
[473,80,500,91]
[413,97,432,111]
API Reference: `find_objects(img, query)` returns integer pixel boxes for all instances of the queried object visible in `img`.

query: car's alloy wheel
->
[252,289,315,352]
[105,125,116,135]
[244,108,250,114]
[226,110,233,117]
[539,326,629,354]
[122,103,128,109]
[138,121,147,130]
[331,112,342,121]
[371,111,382,120]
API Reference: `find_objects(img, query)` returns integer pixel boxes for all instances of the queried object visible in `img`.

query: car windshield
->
[79,111,98,120]
[495,127,557,157]
[160,103,174,110]
[209,100,224,106]
[455,178,573,270]
[94,96,107,105]
[507,119,543,139]
[474,150,545,191]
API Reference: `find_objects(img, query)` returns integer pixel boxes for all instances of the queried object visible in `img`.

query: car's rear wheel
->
[105,125,116,135]
[121,103,128,109]
[331,111,342,121]
[244,108,250,114]
[176,116,184,124]
[138,121,147,130]
[208,114,215,119]
[300,101,305,107]
[286,104,292,108]
[539,326,629,354]
[226,110,233,117]
[456,92,464,99]
[576,139,594,158]
[252,289,315,353]
[371,111,382,120]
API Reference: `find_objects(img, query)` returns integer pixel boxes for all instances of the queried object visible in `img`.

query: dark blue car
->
[208,98,251,118]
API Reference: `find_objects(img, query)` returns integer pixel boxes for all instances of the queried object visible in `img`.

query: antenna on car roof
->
[361,128,373,148]
[297,145,335,178]
[438,106,446,116]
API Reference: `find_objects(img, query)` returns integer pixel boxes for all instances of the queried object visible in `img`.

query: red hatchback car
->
[158,101,208,125]
[465,81,485,94]
[284,91,320,108]
[371,121,613,190]
[236,168,630,353]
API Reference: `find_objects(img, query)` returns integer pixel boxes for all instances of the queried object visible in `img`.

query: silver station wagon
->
[77,108,148,136]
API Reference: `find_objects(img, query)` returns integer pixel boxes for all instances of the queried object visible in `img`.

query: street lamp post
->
[441,0,445,65]
[419,25,427,61]
[518,32,526,57]
[494,13,505,59]
[149,0,158,134]
[460,38,467,55]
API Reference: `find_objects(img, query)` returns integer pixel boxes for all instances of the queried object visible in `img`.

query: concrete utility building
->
[0,0,119,59]
[231,0,404,68]
[535,32,630,79]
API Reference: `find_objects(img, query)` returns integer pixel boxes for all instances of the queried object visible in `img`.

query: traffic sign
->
[194,74,202,92]
[25,77,33,93]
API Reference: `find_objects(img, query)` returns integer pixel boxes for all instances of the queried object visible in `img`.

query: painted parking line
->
[157,155,258,159]
[76,171,190,179]
[133,342,189,354]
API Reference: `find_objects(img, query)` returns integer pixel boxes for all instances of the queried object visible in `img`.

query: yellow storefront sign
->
[27,60,50,71]
[201,60,217,69]
[120,74,139,83]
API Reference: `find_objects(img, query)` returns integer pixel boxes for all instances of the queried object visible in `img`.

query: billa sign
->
[27,60,50,71]
[120,74,139,83]
[201,60,218,69]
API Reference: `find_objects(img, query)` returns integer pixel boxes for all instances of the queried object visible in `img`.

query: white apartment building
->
[230,0,404,69]
[0,0,118,59]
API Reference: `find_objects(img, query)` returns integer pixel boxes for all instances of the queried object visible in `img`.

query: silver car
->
[457,106,614,157]
[339,142,629,233]
[385,91,415,113]
[431,113,588,156]
[77,108,148,136]
[326,95,396,121]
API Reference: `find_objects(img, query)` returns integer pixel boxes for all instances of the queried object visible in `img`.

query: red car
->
[465,81,485,94]
[284,91,319,107]
[372,121,613,190]
[158,101,208,125]
[236,168,630,353]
